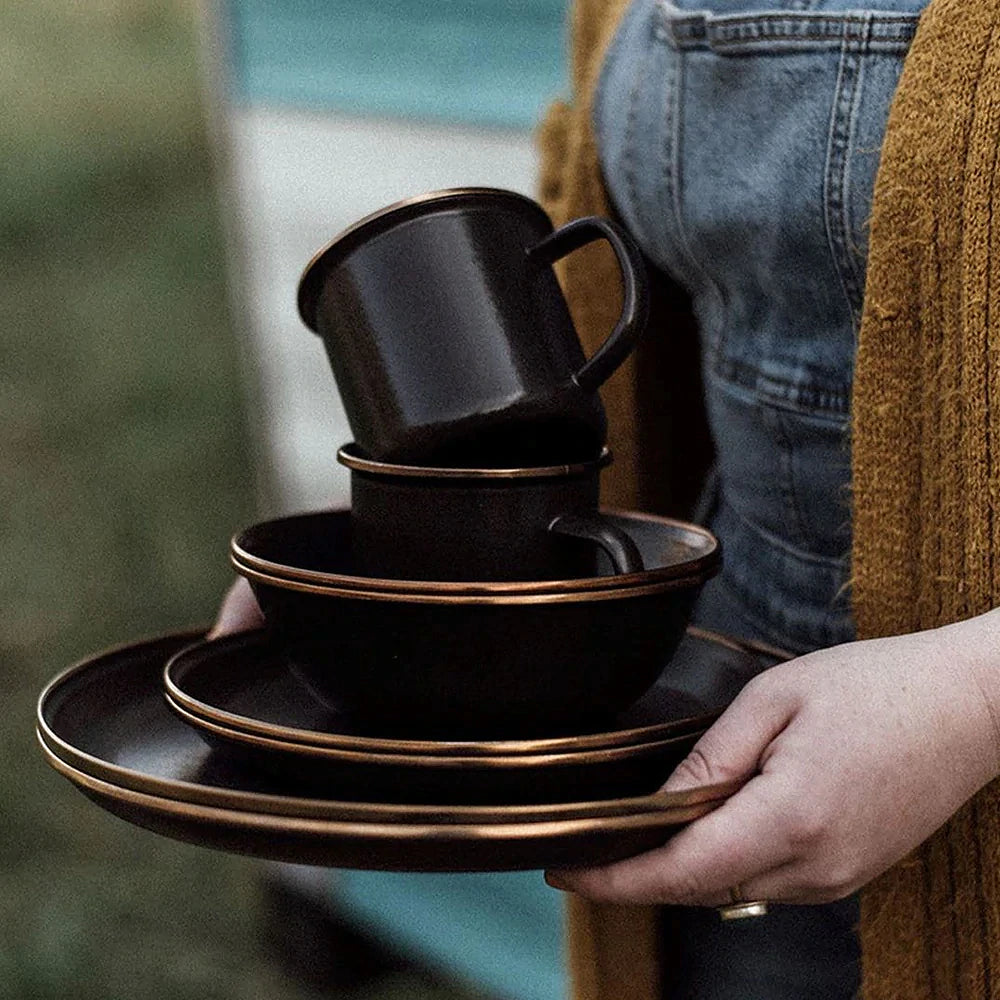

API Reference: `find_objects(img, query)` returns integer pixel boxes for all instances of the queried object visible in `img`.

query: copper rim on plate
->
[36,630,744,823]
[38,725,738,825]
[41,743,733,872]
[163,695,709,771]
[162,629,738,756]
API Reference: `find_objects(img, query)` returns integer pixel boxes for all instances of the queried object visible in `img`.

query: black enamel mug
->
[338,445,643,582]
[298,188,649,467]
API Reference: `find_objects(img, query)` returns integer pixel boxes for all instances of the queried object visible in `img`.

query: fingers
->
[546,670,806,906]
[547,770,801,905]
[661,667,798,792]
[207,577,264,639]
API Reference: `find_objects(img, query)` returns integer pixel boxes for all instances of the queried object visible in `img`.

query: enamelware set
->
[39,189,773,871]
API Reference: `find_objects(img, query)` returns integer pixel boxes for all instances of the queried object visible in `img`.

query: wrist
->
[933,609,1000,785]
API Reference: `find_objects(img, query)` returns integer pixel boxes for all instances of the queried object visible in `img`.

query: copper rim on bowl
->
[231,558,712,605]
[231,508,720,599]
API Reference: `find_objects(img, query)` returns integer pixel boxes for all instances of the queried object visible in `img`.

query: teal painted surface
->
[223,0,568,127]
[331,870,566,1000]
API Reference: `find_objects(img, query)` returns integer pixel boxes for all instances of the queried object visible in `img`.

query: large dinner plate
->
[37,629,780,869]
[41,744,733,871]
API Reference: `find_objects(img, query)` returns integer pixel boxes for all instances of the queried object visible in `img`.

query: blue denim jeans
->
[593,0,927,995]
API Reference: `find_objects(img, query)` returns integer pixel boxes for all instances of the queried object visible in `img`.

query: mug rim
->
[297,187,553,332]
[336,443,613,480]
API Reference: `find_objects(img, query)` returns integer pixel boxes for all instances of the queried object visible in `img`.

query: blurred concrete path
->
[226,108,537,512]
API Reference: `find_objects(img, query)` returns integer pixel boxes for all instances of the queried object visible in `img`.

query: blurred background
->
[3,0,570,997]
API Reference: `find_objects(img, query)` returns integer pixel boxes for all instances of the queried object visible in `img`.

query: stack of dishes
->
[229,481,722,738]
[38,190,782,869]
[37,626,785,871]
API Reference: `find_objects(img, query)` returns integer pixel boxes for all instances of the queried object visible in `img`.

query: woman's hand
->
[546,612,1000,906]
[207,577,264,639]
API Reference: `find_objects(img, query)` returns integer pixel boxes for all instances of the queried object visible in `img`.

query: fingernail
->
[544,872,570,891]
[660,776,697,794]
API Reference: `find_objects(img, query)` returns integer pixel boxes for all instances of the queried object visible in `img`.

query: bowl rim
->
[230,508,720,597]
[232,557,713,605]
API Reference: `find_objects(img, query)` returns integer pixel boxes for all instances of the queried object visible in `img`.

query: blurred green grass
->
[1,2,482,998]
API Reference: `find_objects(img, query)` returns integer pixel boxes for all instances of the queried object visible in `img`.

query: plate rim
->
[37,629,743,822]
[164,695,709,770]
[43,740,729,843]
[163,628,725,756]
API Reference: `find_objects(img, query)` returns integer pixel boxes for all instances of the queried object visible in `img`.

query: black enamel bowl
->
[232,510,720,738]
[232,508,718,597]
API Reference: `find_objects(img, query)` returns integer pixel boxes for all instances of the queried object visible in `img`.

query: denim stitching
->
[655,3,919,51]
[709,365,854,423]
[667,45,714,303]
[711,355,852,415]
[824,14,871,327]
[709,24,914,48]
[766,404,809,551]
[721,493,852,568]
[620,16,653,253]
[824,31,853,322]
[658,32,679,268]
[842,24,874,323]
[661,48,731,366]
[697,565,819,655]
[709,500,854,650]
[649,8,733,362]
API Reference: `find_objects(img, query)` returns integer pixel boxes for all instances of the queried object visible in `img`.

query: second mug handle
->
[548,513,644,576]
[527,216,650,393]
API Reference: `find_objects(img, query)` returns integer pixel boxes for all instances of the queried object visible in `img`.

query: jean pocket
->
[594,0,925,415]
[591,0,665,253]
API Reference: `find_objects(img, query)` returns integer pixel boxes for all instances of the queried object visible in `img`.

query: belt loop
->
[655,2,709,49]
[842,9,875,53]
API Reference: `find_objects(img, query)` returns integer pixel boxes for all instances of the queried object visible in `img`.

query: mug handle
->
[527,216,650,393]
[548,513,644,575]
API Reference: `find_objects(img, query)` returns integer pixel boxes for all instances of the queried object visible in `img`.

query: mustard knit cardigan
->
[537,0,1000,997]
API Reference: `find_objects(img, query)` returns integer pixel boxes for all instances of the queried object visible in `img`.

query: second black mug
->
[298,188,649,467]
[338,444,643,583]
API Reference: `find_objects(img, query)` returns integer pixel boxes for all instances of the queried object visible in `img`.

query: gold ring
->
[717,885,768,920]
[717,900,769,920]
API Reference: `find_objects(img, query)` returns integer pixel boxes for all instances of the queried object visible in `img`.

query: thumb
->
[661,668,798,792]
[207,578,264,640]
